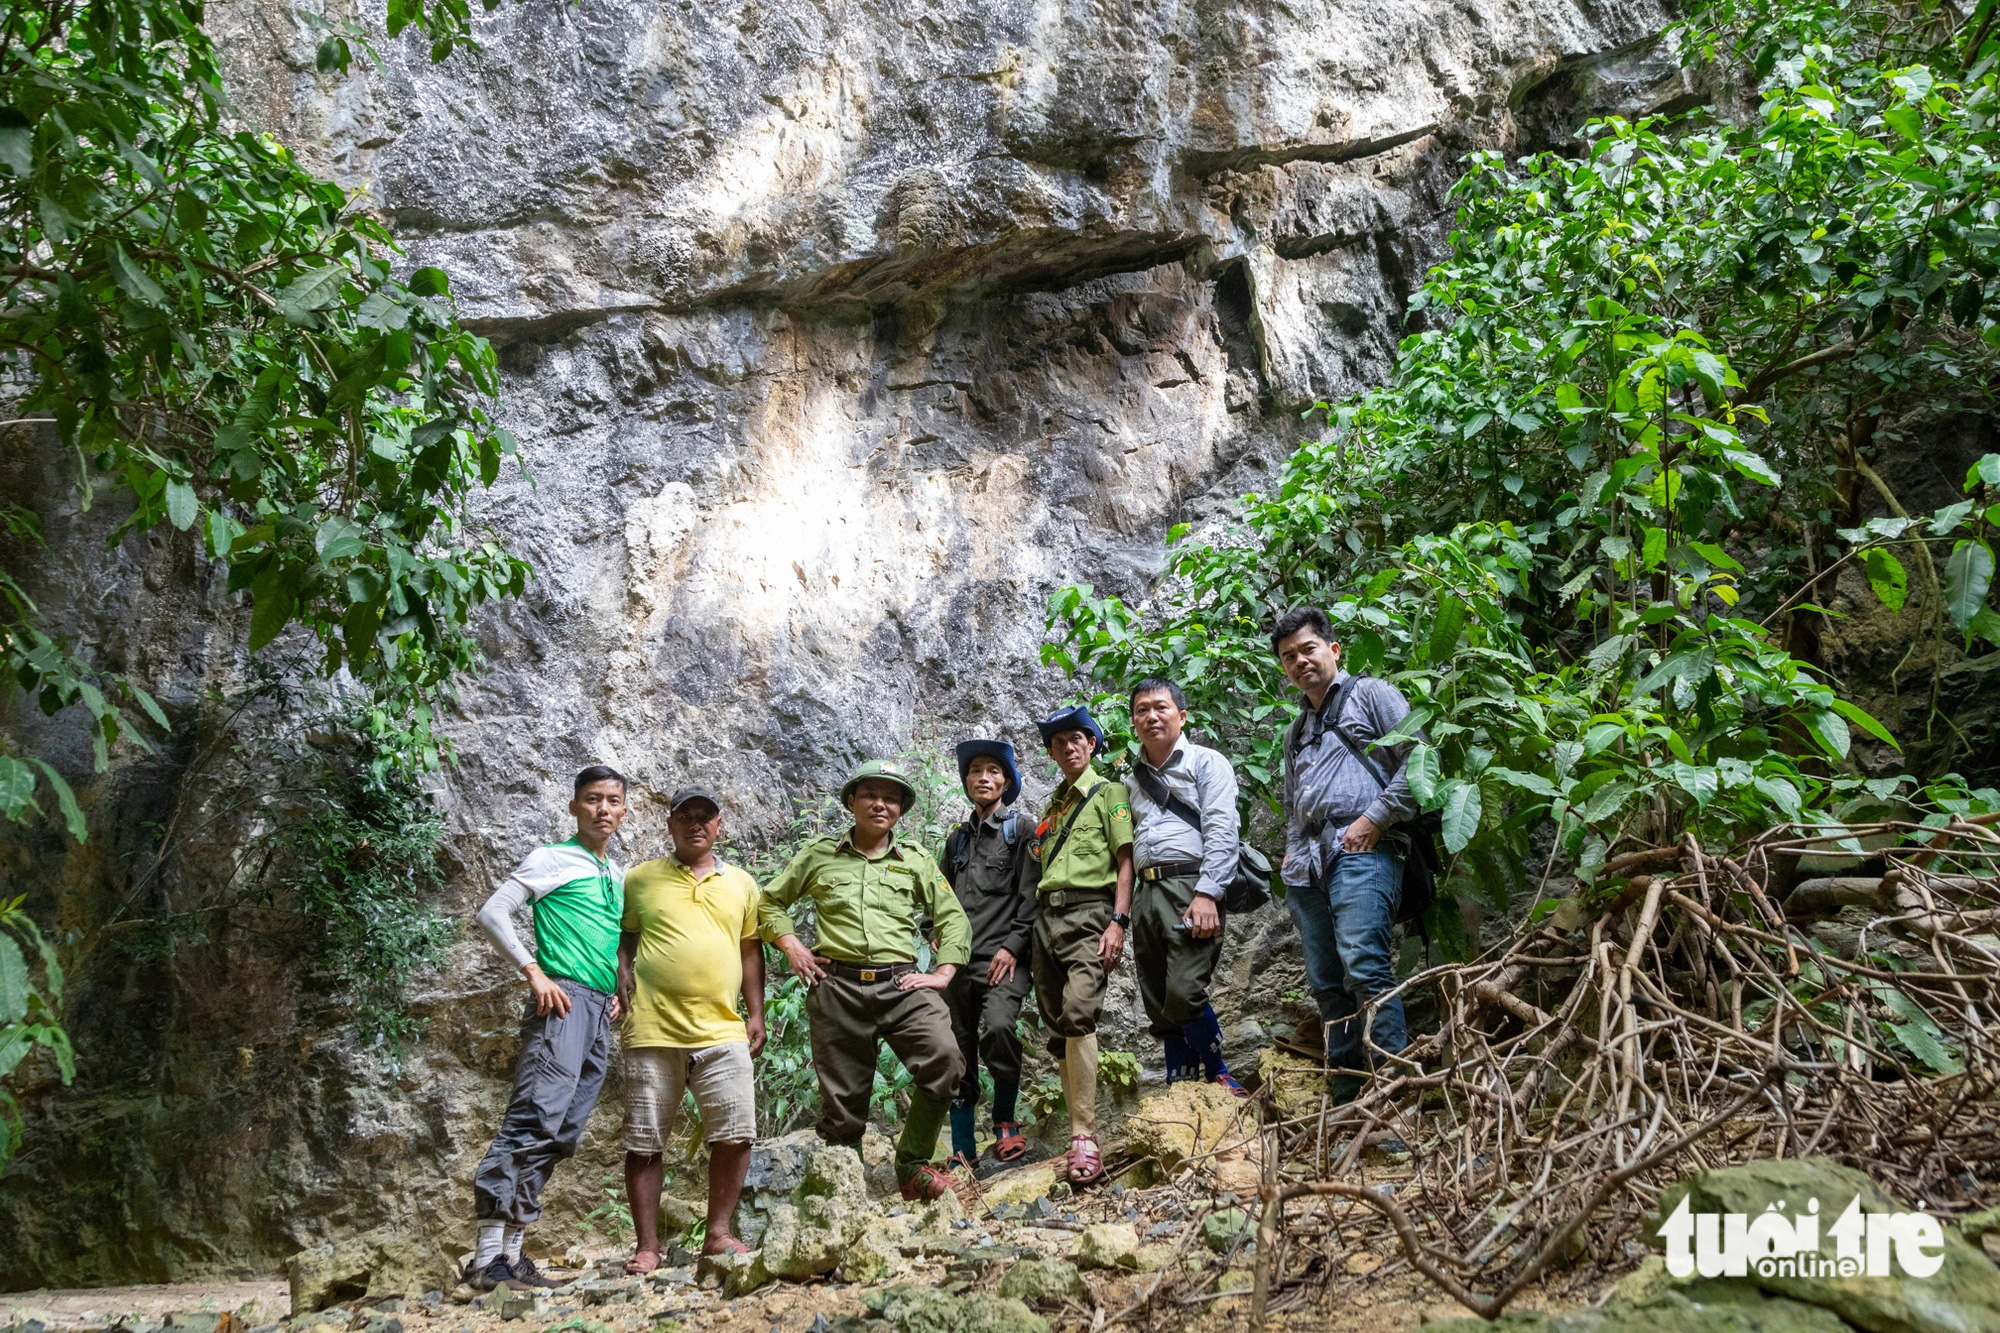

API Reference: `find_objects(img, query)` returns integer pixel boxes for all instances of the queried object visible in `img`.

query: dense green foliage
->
[0,0,531,837]
[0,896,70,1173]
[1047,0,2000,950]
[276,756,452,1059]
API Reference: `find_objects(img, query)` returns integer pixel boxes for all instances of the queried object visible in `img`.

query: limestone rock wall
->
[0,0,1677,1289]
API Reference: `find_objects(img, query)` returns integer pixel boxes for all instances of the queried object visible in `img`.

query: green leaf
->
[1439,780,1483,854]
[1634,648,1715,698]
[1404,743,1440,805]
[109,243,166,306]
[1863,547,1907,611]
[26,759,86,842]
[1944,539,1996,634]
[1584,722,1624,755]
[356,291,410,330]
[279,264,348,316]
[1889,1020,1961,1075]
[247,565,300,652]
[1968,454,2000,490]
[315,516,366,562]
[0,109,30,176]
[1828,698,1898,750]
[1428,594,1467,662]
[0,757,33,820]
[0,936,25,1024]
[164,480,198,532]
[1669,762,1719,807]
[1580,778,1634,823]
[1883,104,1924,141]
[128,684,170,731]
[1803,708,1851,760]
[1723,449,1781,486]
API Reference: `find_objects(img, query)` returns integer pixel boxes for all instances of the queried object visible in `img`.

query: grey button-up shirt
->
[1281,672,1419,890]
[1129,736,1240,903]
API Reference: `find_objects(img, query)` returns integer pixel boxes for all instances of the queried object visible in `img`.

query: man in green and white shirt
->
[468,765,630,1291]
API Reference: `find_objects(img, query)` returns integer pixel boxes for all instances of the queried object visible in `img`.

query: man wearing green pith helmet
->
[758,759,974,1201]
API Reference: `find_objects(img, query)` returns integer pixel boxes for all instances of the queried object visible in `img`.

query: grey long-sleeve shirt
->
[1129,736,1241,903]
[1281,671,1419,889]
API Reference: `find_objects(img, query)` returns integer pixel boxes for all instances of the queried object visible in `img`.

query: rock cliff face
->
[0,0,1679,1289]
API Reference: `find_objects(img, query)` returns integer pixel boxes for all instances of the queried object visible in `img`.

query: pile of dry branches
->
[1218,815,2000,1323]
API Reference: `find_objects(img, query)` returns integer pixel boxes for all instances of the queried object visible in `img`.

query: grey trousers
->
[473,976,613,1225]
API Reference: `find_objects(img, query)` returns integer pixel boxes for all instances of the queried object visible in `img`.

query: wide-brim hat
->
[1035,705,1105,753]
[955,739,1021,806]
[840,758,919,810]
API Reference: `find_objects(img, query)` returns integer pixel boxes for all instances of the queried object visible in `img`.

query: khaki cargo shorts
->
[621,1041,757,1151]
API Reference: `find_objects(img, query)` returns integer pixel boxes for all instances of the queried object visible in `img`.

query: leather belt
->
[1139,861,1202,882]
[1039,888,1115,908]
[826,959,917,983]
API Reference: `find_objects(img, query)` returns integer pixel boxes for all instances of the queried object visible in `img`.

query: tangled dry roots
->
[1152,817,2000,1325]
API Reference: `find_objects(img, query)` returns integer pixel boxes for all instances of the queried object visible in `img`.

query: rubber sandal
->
[994,1121,1028,1162]
[1067,1134,1104,1185]
[899,1163,959,1201]
[1215,1072,1249,1099]
[701,1234,752,1257]
[623,1248,661,1275]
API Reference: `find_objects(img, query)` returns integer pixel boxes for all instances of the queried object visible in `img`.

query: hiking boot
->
[463,1257,523,1292]
[509,1255,560,1288]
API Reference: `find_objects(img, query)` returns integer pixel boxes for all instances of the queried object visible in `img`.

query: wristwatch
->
[1110,912,1132,927]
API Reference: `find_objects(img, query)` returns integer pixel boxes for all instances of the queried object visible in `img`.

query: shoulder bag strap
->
[1037,780,1108,870]
[1130,762,1203,833]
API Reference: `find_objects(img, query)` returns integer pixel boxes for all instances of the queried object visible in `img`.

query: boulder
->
[734,1130,825,1247]
[759,1145,872,1279]
[1202,1208,1253,1254]
[997,1258,1091,1305]
[863,1284,1049,1333]
[840,1217,913,1285]
[981,1160,1063,1208]
[285,1226,445,1314]
[1073,1223,1141,1271]
[1647,1157,2000,1333]
[1257,1047,1324,1122]
[1122,1083,1261,1193]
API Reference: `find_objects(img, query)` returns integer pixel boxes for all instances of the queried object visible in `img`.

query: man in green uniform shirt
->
[1030,706,1133,1186]
[760,759,974,1201]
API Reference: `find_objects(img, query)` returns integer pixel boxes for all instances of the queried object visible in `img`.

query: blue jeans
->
[1285,846,1407,1070]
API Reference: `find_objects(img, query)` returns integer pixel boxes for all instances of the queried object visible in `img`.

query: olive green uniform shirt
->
[1034,768,1134,894]
[759,832,973,967]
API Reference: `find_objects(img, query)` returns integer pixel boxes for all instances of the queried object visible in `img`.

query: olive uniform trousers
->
[1131,872,1225,1037]
[1031,891,1113,1040]
[806,966,963,1145]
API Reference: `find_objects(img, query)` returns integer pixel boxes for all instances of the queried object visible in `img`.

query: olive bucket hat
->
[840,758,919,811]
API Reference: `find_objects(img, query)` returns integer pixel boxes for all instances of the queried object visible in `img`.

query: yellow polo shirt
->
[621,855,761,1049]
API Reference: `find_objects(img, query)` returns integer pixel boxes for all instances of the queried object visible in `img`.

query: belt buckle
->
[859,969,877,982]
[1048,891,1065,908]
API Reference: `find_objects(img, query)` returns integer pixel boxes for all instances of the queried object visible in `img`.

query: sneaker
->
[463,1257,523,1292]
[508,1255,560,1288]
[1215,1072,1249,1099]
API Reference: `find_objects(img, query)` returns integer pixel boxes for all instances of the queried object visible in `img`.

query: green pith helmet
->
[841,758,918,811]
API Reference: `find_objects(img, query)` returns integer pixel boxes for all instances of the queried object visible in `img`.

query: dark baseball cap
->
[668,786,722,815]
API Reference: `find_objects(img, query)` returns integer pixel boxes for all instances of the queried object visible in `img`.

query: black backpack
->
[1284,676,1444,931]
[945,811,1022,883]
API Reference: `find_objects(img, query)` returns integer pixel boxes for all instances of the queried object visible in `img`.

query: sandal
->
[701,1234,752,1257]
[994,1121,1028,1162]
[900,1163,959,1201]
[623,1248,661,1275]
[1215,1072,1249,1099]
[1067,1134,1104,1185]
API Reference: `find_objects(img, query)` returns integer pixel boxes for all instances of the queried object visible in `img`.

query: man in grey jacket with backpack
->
[1270,607,1421,1087]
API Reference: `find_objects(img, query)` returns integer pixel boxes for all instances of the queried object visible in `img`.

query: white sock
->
[474,1222,505,1267]
[502,1225,526,1262]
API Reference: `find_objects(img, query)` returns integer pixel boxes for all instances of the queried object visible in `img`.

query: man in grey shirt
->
[1271,607,1419,1080]
[1126,677,1247,1097]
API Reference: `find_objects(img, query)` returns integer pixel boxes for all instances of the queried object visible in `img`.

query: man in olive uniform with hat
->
[1030,705,1134,1186]
[938,739,1037,1171]
[759,759,974,1201]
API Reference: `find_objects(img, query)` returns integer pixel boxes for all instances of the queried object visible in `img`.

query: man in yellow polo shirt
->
[615,787,766,1273]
